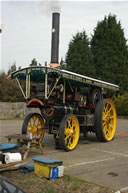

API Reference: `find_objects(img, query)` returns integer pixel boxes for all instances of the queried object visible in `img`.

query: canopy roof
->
[11,66,119,91]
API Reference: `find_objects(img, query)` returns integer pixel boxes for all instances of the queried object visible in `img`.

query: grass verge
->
[1,171,115,193]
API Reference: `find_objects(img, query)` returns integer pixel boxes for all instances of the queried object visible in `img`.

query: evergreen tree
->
[65,31,95,77]
[91,14,128,92]
[29,58,38,66]
[8,62,17,75]
[60,57,66,69]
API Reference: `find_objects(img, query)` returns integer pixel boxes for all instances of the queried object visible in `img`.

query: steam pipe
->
[51,12,60,64]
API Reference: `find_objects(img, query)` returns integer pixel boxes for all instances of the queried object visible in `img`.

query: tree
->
[91,14,128,92]
[65,31,96,77]
[0,72,24,102]
[29,58,38,66]
[60,57,66,69]
[8,62,17,75]
[114,92,128,116]
[29,58,42,67]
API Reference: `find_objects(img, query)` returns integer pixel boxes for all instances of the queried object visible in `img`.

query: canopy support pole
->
[16,78,26,99]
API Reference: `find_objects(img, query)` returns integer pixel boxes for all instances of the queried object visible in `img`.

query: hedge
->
[114,92,128,116]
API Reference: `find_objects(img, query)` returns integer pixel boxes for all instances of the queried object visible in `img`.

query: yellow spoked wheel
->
[59,114,80,151]
[22,113,45,144]
[95,99,116,142]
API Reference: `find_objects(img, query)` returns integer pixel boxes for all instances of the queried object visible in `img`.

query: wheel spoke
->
[107,107,113,114]
[67,119,71,128]
[106,131,110,138]
[30,119,33,127]
[104,108,107,115]
[107,126,112,135]
[65,128,70,134]
[104,103,109,114]
[35,118,39,126]
[37,122,41,127]
[104,129,108,136]
[104,123,112,137]
[65,133,70,141]
[67,137,71,147]
[72,121,76,128]
[102,121,106,128]
[73,126,76,133]
[103,112,106,119]
[28,121,31,127]
[65,133,70,140]
[109,115,114,119]
[109,123,113,130]
[32,116,35,125]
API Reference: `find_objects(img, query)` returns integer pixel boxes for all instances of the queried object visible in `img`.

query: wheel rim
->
[102,100,116,141]
[64,115,79,150]
[27,114,44,143]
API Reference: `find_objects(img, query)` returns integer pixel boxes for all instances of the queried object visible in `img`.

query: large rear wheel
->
[95,99,116,142]
[22,113,45,143]
[59,114,80,151]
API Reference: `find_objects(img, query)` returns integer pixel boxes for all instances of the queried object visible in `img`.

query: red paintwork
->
[27,98,44,107]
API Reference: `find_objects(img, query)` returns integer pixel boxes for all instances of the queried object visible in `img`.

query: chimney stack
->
[50,12,60,68]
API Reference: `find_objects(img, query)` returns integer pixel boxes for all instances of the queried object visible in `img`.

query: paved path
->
[0,119,128,192]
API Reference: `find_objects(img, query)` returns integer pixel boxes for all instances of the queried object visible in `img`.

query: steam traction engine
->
[11,66,119,151]
[10,12,119,151]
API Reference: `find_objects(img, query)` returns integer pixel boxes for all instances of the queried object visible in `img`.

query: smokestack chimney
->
[50,12,60,68]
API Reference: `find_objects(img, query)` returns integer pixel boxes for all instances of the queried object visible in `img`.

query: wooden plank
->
[0,161,28,172]
[6,134,31,141]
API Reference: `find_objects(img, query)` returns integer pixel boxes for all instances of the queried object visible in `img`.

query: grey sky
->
[1,1,128,72]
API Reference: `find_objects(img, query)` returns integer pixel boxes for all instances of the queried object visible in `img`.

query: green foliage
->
[44,185,57,193]
[29,58,41,66]
[0,72,24,102]
[63,174,73,182]
[29,58,38,66]
[64,174,85,191]
[114,93,128,116]
[0,58,41,102]
[8,62,17,75]
[60,57,66,69]
[91,14,128,93]
[65,31,96,77]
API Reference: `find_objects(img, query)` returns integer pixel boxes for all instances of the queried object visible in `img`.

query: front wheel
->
[95,99,117,142]
[59,114,80,151]
[22,113,45,143]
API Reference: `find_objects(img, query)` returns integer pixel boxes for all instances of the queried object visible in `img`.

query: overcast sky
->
[1,0,128,72]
